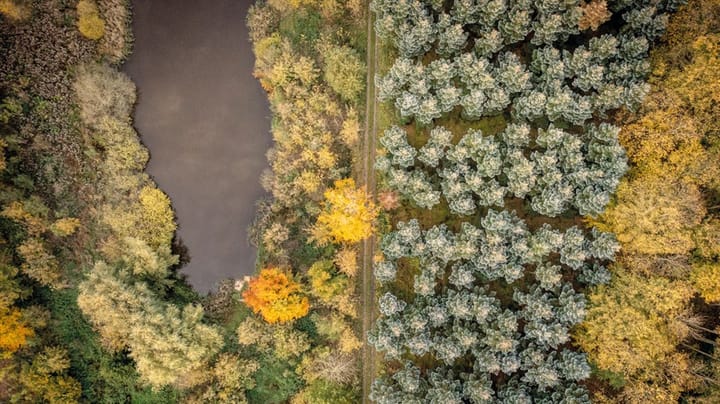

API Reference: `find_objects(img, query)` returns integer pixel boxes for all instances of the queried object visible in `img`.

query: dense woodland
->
[241,0,374,402]
[0,0,371,403]
[0,0,230,401]
[1,0,719,403]
[370,0,720,403]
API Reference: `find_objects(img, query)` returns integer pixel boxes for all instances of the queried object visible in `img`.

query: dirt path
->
[123,0,271,292]
[361,1,378,401]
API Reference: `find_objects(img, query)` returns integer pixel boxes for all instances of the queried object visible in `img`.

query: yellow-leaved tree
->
[0,0,30,21]
[591,178,706,256]
[1,199,80,289]
[690,262,720,303]
[138,186,176,249]
[311,178,377,245]
[78,261,222,387]
[575,269,697,402]
[103,185,176,252]
[0,307,33,356]
[307,260,347,304]
[580,3,720,401]
[14,346,82,403]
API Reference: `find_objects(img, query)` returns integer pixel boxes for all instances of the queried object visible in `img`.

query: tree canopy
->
[242,267,311,324]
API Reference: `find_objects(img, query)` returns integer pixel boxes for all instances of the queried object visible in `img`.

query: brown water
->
[124,0,270,293]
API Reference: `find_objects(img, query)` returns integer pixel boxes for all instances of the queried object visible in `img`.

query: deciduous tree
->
[0,0,30,20]
[335,247,358,277]
[16,238,64,289]
[578,0,611,31]
[77,0,105,40]
[307,260,347,304]
[575,269,694,397]
[312,178,377,245]
[78,261,222,387]
[0,307,33,356]
[323,45,366,102]
[14,346,82,404]
[242,267,310,323]
[690,262,720,303]
[592,178,705,256]
[292,379,357,404]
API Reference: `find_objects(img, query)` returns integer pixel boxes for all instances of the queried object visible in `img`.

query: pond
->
[124,0,270,293]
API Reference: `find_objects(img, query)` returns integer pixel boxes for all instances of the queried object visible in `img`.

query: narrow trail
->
[361,0,378,402]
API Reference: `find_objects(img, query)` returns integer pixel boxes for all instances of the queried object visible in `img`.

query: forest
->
[0,0,370,402]
[369,0,720,403]
[0,0,718,403]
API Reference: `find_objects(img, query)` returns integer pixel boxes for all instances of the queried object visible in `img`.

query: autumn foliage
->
[77,0,105,40]
[312,178,378,245]
[0,0,29,21]
[243,268,309,324]
[0,308,33,356]
[578,0,611,31]
[579,1,720,400]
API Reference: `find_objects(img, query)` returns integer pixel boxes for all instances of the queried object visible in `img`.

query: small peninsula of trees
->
[237,0,371,402]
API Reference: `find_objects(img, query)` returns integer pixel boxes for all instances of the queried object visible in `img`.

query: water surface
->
[124,0,270,292]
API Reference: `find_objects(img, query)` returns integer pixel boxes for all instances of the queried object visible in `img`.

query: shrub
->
[74,63,135,129]
[77,0,105,40]
[0,0,29,21]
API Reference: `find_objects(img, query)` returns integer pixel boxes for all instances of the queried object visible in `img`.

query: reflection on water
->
[124,0,271,293]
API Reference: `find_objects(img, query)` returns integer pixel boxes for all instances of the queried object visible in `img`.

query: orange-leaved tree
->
[242,268,309,323]
[312,178,378,245]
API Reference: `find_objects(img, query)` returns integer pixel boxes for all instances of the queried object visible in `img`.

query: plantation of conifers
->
[368,0,720,402]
